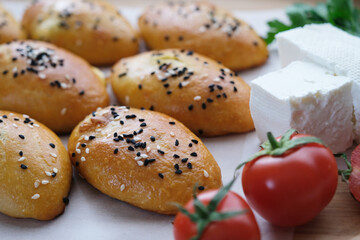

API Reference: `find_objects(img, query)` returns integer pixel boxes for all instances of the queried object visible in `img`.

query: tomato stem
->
[267,131,279,149]
[335,153,352,182]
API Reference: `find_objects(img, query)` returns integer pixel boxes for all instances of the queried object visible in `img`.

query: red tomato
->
[242,134,338,227]
[350,145,360,201]
[173,190,260,240]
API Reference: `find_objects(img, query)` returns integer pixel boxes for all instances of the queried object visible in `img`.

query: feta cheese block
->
[250,61,353,153]
[276,24,360,142]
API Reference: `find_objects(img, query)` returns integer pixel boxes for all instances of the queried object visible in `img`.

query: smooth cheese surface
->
[250,61,353,153]
[276,24,360,142]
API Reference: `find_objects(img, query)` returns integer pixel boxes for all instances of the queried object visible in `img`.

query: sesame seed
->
[50,153,57,158]
[194,96,201,101]
[137,161,144,166]
[85,148,90,154]
[42,180,49,184]
[18,157,26,162]
[31,194,40,200]
[45,171,52,176]
[53,168,58,173]
[203,170,209,178]
[34,180,40,188]
[61,108,67,115]
[12,123,18,128]
[120,184,125,191]
[76,149,81,154]
[81,157,86,162]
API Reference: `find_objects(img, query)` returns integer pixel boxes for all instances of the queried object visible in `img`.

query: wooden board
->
[294,177,360,239]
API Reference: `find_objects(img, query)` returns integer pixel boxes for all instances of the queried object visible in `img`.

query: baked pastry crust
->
[138,1,268,70]
[0,40,109,133]
[22,0,139,65]
[0,5,25,44]
[68,106,222,214]
[109,49,254,137]
[0,110,72,220]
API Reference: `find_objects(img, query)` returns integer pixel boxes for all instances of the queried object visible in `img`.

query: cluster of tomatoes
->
[173,129,359,240]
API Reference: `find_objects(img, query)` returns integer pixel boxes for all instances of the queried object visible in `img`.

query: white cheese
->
[250,61,353,153]
[276,24,360,142]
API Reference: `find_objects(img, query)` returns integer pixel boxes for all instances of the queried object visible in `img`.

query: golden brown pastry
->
[0,5,25,43]
[0,40,109,134]
[0,110,72,220]
[138,1,268,70]
[109,49,254,137]
[22,0,139,65]
[68,106,222,214]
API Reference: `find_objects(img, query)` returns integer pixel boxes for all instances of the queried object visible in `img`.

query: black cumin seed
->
[81,143,86,147]
[150,136,155,142]
[202,103,206,109]
[79,90,85,95]
[19,151,23,156]
[181,158,188,163]
[175,169,182,174]
[164,35,169,41]
[234,87,238,92]
[49,143,55,148]
[216,94,221,98]
[166,90,172,95]
[158,149,164,154]
[198,129,204,135]
[75,161,79,166]
[120,120,124,125]
[189,143,193,147]
[128,146,135,151]
[138,84,142,90]
[72,153,76,157]
[158,173,164,179]
[198,186,205,191]
[139,118,145,122]
[173,154,180,158]
[175,139,179,146]
[188,104,194,111]
[187,50,193,56]
[114,148,119,154]
[169,121,175,125]
[222,93,227,98]
[3,70,8,75]
[89,136,96,140]
[187,162,192,169]
[20,164,27,169]
[140,122,147,127]
[178,36,183,41]
[191,139,198,144]
[63,197,69,205]
[190,152,197,157]
[150,105,154,111]
[52,172,57,177]
[174,164,179,170]
[163,83,169,88]
[207,98,213,103]
[125,114,136,119]
[18,134,25,139]
[118,72,127,78]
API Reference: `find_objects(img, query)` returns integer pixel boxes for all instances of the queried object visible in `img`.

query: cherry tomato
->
[173,190,260,240]
[349,145,360,201]
[242,133,338,227]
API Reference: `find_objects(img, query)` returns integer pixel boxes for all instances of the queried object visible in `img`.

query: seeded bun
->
[68,106,222,214]
[22,0,139,65]
[0,5,25,43]
[138,1,268,70]
[109,49,254,137]
[0,40,109,134]
[0,111,72,220]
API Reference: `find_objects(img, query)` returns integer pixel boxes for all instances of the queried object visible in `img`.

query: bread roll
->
[0,40,109,133]
[138,1,268,70]
[68,106,222,214]
[109,49,254,137]
[0,110,72,220]
[22,0,139,65]
[0,5,25,43]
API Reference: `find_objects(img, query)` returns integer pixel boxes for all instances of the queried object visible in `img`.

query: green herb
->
[265,0,360,44]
